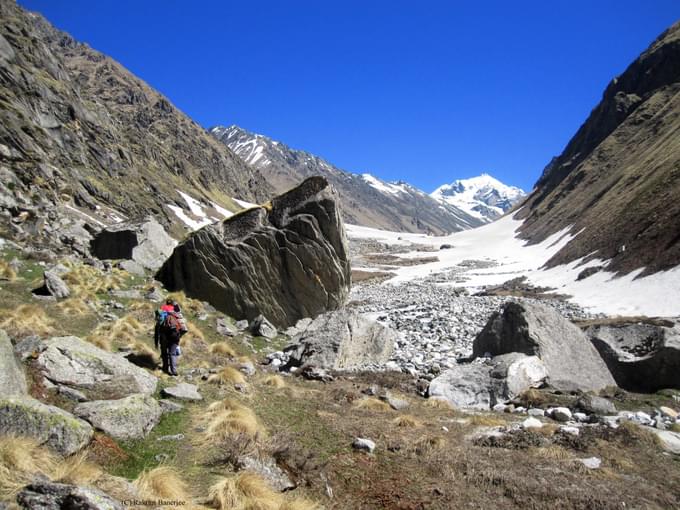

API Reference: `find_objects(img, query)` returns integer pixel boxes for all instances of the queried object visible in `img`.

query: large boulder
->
[90,217,176,271]
[586,322,680,392]
[0,396,93,455]
[0,329,27,395]
[473,300,616,392]
[33,270,70,299]
[283,309,396,370]
[17,480,123,510]
[74,394,162,440]
[37,336,157,399]
[156,177,351,328]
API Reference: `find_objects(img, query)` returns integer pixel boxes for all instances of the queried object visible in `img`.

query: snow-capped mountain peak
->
[431,173,525,223]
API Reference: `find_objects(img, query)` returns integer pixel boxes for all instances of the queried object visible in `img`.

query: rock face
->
[17,481,123,510]
[0,329,27,395]
[37,336,157,399]
[283,309,396,370]
[473,300,616,392]
[157,177,351,328]
[74,394,162,440]
[0,396,93,455]
[90,217,176,271]
[586,322,680,392]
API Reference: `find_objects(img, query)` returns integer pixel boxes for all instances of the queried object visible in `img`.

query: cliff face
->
[516,21,680,275]
[0,0,272,245]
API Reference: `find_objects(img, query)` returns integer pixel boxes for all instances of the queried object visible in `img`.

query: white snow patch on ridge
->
[347,215,680,317]
[362,174,406,195]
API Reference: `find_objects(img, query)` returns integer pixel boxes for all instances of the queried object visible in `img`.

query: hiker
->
[154,299,187,376]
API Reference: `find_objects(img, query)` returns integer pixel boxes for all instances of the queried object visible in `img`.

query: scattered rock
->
[298,365,334,382]
[473,300,616,392]
[74,394,162,440]
[216,317,238,336]
[33,270,70,299]
[284,309,396,370]
[159,400,185,414]
[91,217,177,271]
[235,320,249,330]
[0,329,27,395]
[550,407,573,422]
[647,428,680,454]
[428,362,492,410]
[0,396,93,455]
[660,406,679,419]
[17,480,123,510]
[37,336,157,398]
[237,455,296,492]
[57,385,88,403]
[522,417,543,429]
[587,322,680,392]
[578,457,602,469]
[161,383,202,401]
[156,177,351,328]
[13,335,46,361]
[144,287,164,302]
[489,352,547,401]
[577,394,617,415]
[238,361,256,377]
[352,437,376,453]
[527,408,545,417]
[156,433,185,442]
[381,392,409,410]
[249,315,277,339]
[560,426,580,436]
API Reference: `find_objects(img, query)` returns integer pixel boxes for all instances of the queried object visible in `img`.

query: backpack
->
[160,311,182,335]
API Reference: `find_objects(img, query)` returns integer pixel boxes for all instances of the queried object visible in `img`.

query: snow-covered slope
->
[347,217,680,317]
[431,173,525,222]
[210,125,484,235]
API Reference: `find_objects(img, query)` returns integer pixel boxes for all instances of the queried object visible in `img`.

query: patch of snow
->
[167,204,212,231]
[361,174,405,195]
[233,198,258,209]
[177,190,207,218]
[211,202,234,219]
[63,204,107,227]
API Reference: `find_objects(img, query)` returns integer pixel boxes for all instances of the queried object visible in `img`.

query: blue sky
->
[19,0,679,192]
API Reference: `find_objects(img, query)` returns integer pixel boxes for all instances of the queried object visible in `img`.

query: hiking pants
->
[160,334,180,375]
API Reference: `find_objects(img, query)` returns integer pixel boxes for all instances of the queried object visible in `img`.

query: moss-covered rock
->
[74,394,162,440]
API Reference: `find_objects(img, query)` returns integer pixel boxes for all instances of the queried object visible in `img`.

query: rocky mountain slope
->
[431,173,525,223]
[0,0,272,246]
[211,125,484,234]
[516,21,680,276]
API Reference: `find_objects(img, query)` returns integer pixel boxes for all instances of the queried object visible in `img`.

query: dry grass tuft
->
[262,375,286,389]
[280,498,322,510]
[412,435,447,455]
[167,291,204,316]
[198,399,265,442]
[207,472,282,510]
[0,304,55,336]
[56,297,93,316]
[0,261,17,281]
[531,445,573,462]
[518,388,548,408]
[0,436,56,498]
[619,420,663,448]
[353,398,392,412]
[134,466,189,502]
[63,266,127,296]
[208,367,247,386]
[424,397,454,410]
[210,342,237,358]
[53,452,103,486]
[392,415,422,428]
[467,414,507,427]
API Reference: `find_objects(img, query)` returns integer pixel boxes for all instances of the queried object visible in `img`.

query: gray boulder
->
[577,394,617,415]
[17,480,123,510]
[489,353,547,401]
[156,177,351,328]
[0,396,93,455]
[237,455,296,492]
[90,217,176,272]
[249,315,277,339]
[33,270,70,299]
[0,329,27,395]
[473,300,616,392]
[74,394,162,440]
[586,322,680,392]
[37,336,157,399]
[428,362,493,410]
[161,382,202,401]
[283,309,396,370]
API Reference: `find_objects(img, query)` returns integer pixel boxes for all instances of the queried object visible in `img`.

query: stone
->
[249,315,277,339]
[156,433,185,441]
[156,177,351,328]
[0,396,93,455]
[647,428,680,454]
[161,382,202,401]
[144,287,164,302]
[34,270,70,299]
[474,300,616,392]
[522,417,543,429]
[57,385,88,402]
[283,309,396,370]
[298,365,334,382]
[527,408,545,417]
[586,322,680,392]
[560,426,580,436]
[117,260,145,276]
[492,403,507,413]
[237,455,296,492]
[428,362,492,410]
[235,320,249,330]
[74,394,162,440]
[37,336,157,399]
[550,407,573,422]
[0,329,27,395]
[17,480,123,510]
[216,317,238,336]
[381,392,410,410]
[90,217,176,271]
[573,412,588,422]
[14,335,46,361]
[660,406,679,419]
[578,457,602,469]
[489,353,547,401]
[238,361,256,377]
[577,395,617,415]
[352,437,376,453]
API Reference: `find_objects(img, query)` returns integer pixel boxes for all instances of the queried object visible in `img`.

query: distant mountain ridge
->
[431,174,525,223]
[211,125,485,234]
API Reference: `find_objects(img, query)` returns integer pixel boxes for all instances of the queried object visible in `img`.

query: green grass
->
[107,408,191,480]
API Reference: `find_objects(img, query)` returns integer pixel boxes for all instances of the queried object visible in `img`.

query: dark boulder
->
[156,177,351,328]
[17,480,122,510]
[586,322,680,392]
